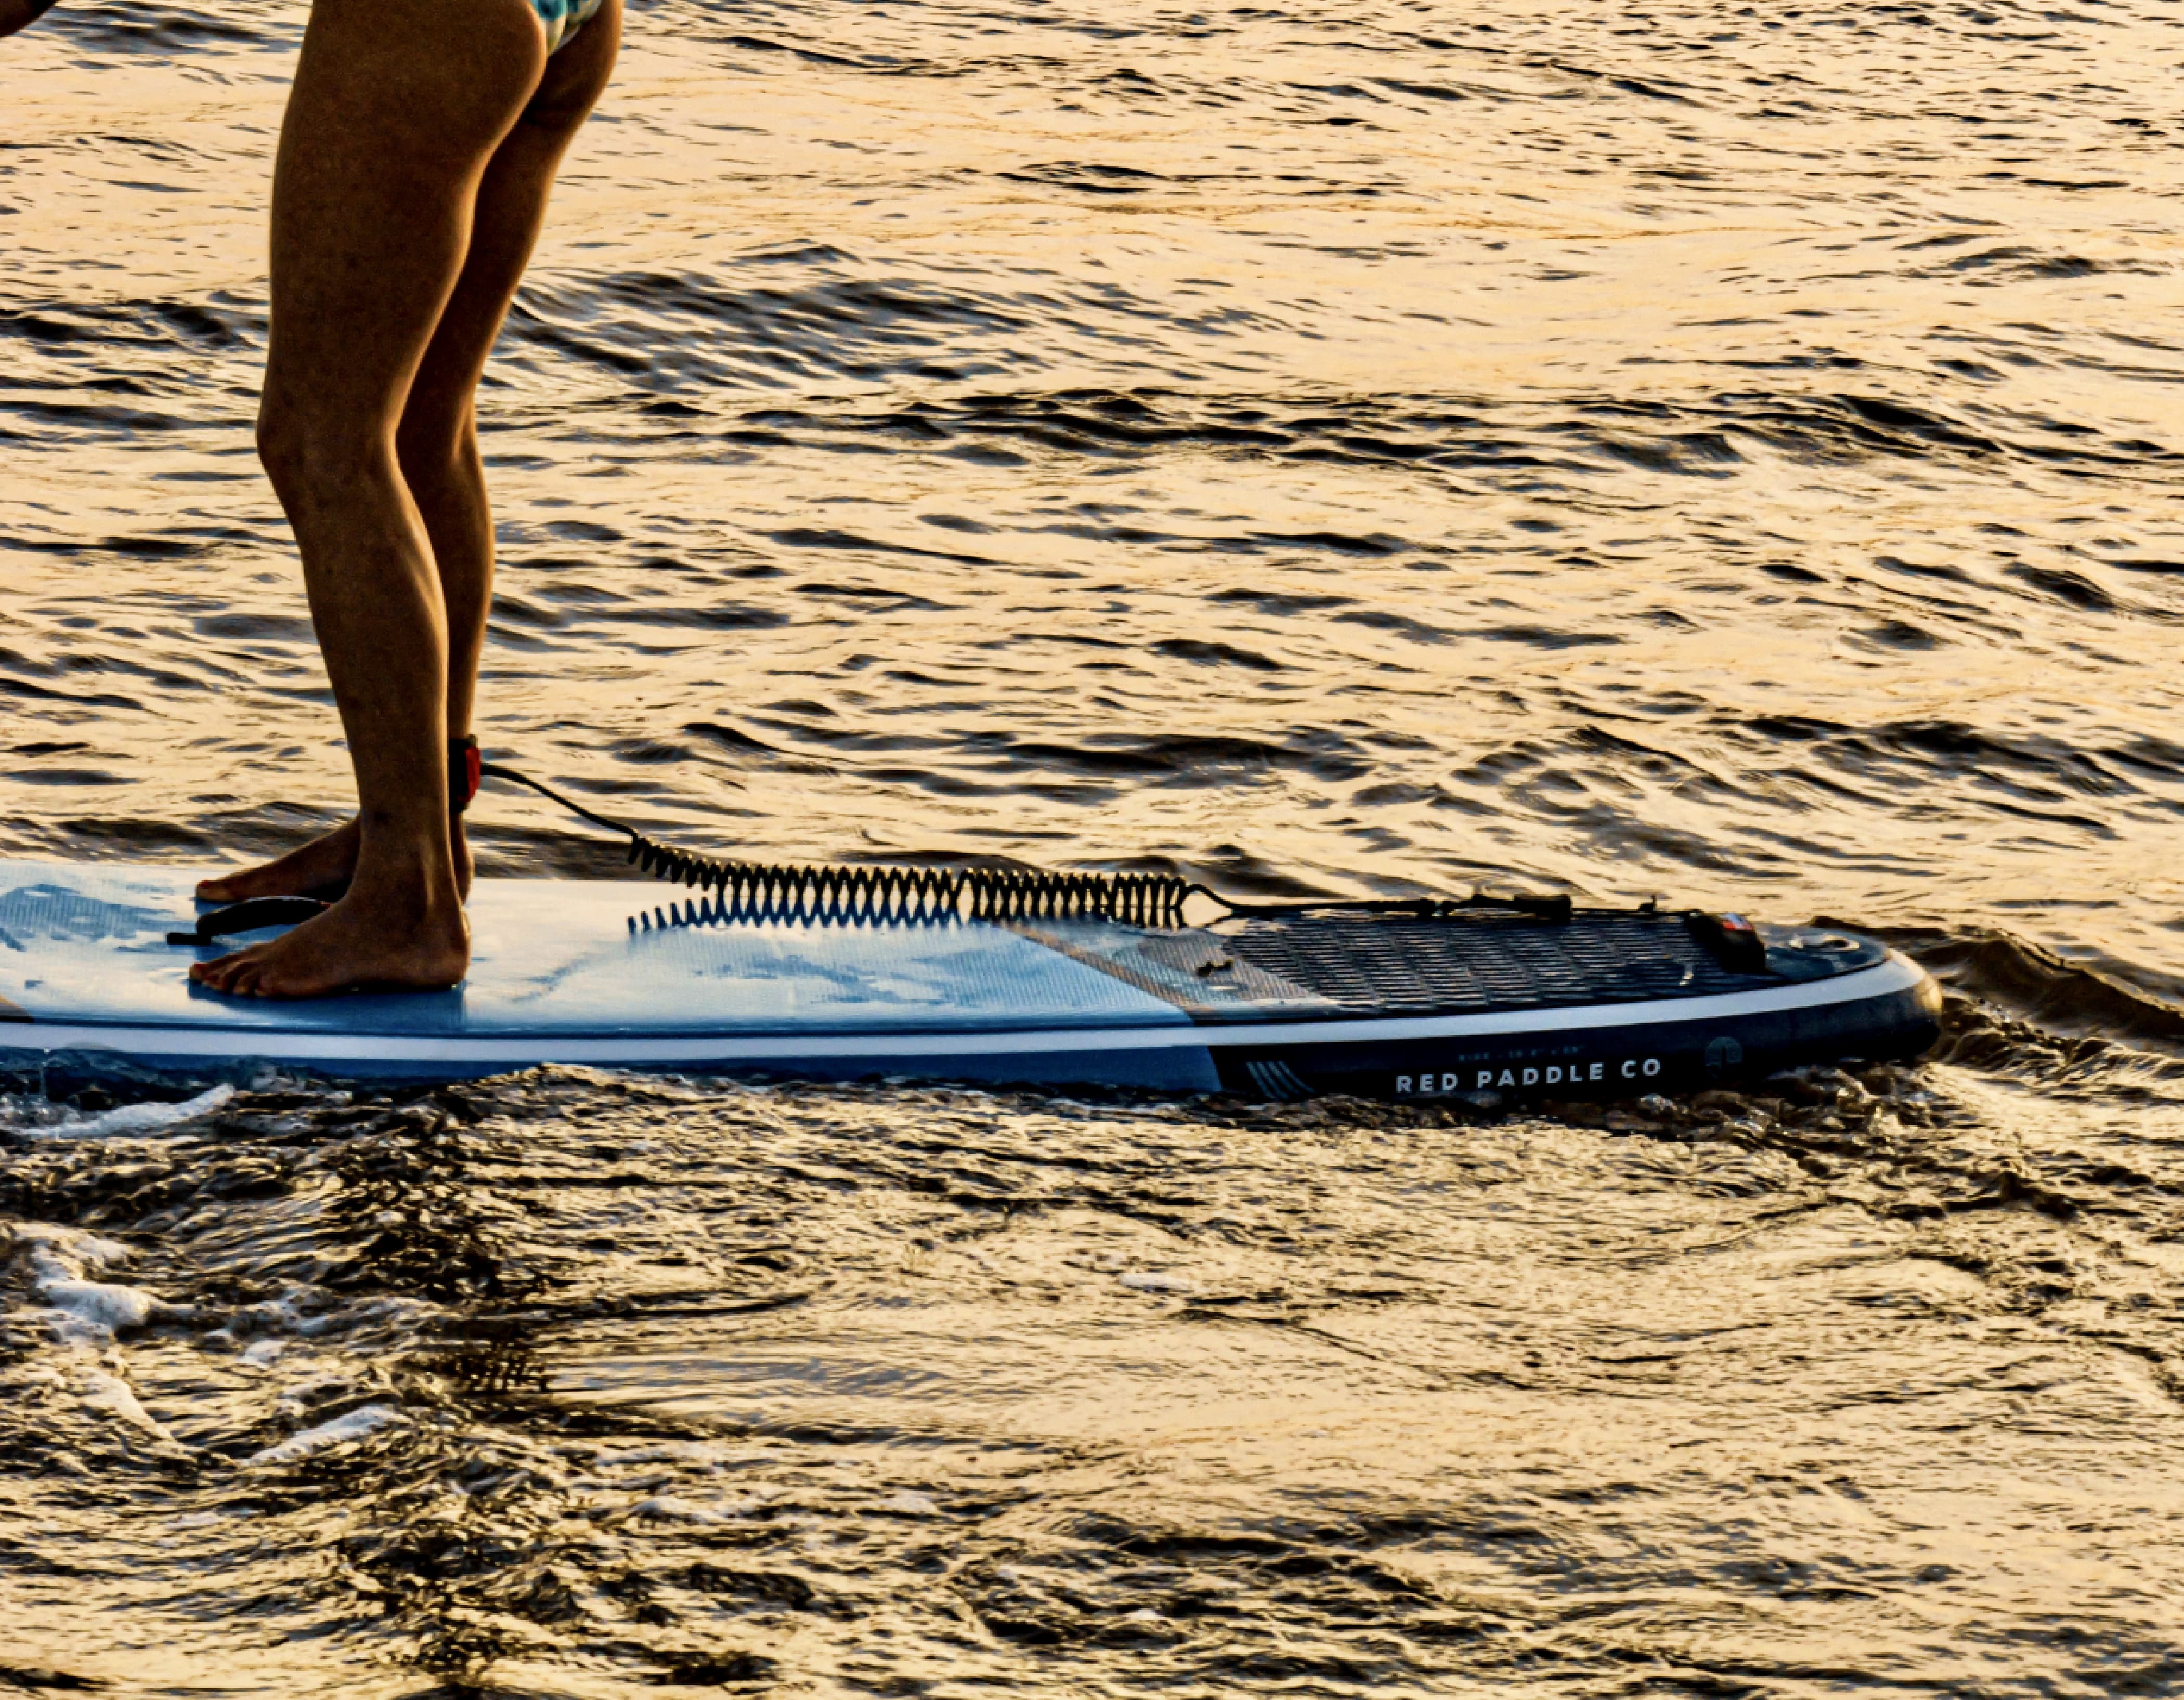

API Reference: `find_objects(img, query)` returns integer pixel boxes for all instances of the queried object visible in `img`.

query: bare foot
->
[196,818,473,904]
[188,883,469,999]
[196,818,361,904]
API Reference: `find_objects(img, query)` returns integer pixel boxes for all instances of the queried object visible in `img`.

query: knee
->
[256,387,339,496]
[256,386,385,498]
[254,392,307,493]
[394,412,476,496]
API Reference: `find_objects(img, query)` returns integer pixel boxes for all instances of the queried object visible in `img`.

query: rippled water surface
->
[5,0,2184,1690]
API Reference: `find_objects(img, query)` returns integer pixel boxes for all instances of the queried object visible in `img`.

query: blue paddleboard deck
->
[0,861,1940,1099]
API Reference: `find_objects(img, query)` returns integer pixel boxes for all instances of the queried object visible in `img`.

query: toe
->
[194,947,256,995]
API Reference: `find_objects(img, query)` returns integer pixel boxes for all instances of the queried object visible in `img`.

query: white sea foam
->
[4,1225,191,1447]
[574,1440,727,1468]
[80,1367,179,1445]
[8,1222,187,1341]
[30,1084,236,1140]
[1117,1271,1192,1293]
[626,1494,732,1524]
[37,1278,159,1334]
[9,1222,133,1273]
[247,1403,405,1466]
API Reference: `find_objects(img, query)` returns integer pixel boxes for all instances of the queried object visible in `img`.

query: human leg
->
[197,3,620,911]
[401,1,623,751]
[191,0,548,997]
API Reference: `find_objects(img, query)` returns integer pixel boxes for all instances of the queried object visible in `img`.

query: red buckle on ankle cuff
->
[450,736,483,816]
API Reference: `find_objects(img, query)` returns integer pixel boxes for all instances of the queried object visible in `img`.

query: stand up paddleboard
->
[0,859,1939,1098]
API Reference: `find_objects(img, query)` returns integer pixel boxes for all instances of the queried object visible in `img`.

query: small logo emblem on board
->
[1704,1035,1743,1078]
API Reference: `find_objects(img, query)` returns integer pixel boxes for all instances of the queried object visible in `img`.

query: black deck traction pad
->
[1015,910,1798,1023]
[1219,911,1765,1015]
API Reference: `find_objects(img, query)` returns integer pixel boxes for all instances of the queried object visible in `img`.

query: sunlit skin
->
[2,0,618,996]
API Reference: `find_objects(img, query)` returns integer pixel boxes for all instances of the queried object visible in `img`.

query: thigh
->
[401,0,622,444]
[265,0,551,437]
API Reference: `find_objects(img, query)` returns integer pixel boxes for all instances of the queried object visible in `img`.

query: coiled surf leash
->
[477,756,1589,930]
[172,737,1601,944]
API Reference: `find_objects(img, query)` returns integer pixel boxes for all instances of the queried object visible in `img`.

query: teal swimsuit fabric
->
[533,0,603,52]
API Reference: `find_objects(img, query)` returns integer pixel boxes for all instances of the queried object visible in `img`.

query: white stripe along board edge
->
[0,955,1925,1066]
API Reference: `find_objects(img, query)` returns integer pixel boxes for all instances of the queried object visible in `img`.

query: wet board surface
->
[0,859,1941,1096]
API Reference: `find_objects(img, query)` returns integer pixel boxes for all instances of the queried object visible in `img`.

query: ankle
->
[348,842,464,909]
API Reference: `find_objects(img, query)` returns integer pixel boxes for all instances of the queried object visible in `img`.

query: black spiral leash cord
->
[170,746,1610,944]
[480,763,1200,928]
[479,763,1603,932]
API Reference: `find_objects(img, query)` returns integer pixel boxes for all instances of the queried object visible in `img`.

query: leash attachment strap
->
[167,896,331,947]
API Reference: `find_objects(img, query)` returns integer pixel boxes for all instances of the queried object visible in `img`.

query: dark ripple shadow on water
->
[3,1042,2182,1694]
[5,374,2181,998]
[7,0,2184,1686]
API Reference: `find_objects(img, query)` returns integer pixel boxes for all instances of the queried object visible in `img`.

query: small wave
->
[1857,924,2184,1058]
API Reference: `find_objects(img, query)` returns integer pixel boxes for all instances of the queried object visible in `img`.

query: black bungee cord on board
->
[170,739,1603,945]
